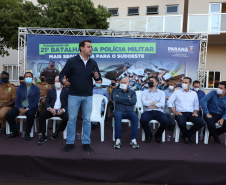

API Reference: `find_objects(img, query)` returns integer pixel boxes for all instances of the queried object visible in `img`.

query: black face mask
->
[41,78,46,82]
[111,83,116,86]
[1,77,9,83]
[20,82,25,85]
[148,81,154,88]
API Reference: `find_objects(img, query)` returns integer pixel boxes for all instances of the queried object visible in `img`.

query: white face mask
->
[120,84,128,90]
[169,86,174,90]
[55,82,62,89]
[194,87,199,92]
[182,83,188,90]
[217,88,223,95]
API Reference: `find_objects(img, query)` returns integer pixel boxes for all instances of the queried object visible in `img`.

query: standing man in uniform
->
[41,60,59,85]
[36,72,52,111]
[59,40,101,152]
[0,71,17,134]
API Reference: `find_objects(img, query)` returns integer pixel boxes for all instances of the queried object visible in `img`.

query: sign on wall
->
[27,35,200,85]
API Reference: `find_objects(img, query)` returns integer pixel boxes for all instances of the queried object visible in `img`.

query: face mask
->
[1,77,9,83]
[120,84,128,90]
[41,78,46,82]
[194,87,199,92]
[169,86,174,90]
[148,81,154,88]
[182,83,188,90]
[95,84,101,88]
[111,83,116,86]
[55,82,62,89]
[20,82,25,85]
[217,88,223,95]
[25,77,33,84]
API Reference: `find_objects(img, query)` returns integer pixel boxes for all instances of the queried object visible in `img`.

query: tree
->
[0,0,111,57]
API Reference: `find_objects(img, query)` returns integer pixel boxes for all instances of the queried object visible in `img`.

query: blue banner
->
[27,35,200,86]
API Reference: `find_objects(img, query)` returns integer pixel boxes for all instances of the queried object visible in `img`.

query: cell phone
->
[55,110,59,114]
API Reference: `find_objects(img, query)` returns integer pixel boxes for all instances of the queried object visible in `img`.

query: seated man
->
[112,77,139,149]
[38,76,69,144]
[140,76,170,144]
[168,77,205,144]
[6,72,40,140]
[0,71,17,134]
[92,78,110,128]
[36,72,51,111]
[200,81,226,144]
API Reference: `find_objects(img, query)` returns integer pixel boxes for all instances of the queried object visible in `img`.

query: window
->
[166,5,179,14]
[202,70,221,89]
[128,7,139,16]
[108,9,119,16]
[3,65,18,81]
[147,6,159,15]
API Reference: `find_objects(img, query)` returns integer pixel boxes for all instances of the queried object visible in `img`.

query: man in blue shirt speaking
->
[200,81,226,144]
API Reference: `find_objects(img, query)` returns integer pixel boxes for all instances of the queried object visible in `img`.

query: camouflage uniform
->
[41,67,59,85]
[0,82,17,128]
[36,81,52,111]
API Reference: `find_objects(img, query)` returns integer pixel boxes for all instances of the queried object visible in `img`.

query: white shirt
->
[53,88,62,109]
[142,88,165,112]
[79,54,89,66]
[167,89,199,113]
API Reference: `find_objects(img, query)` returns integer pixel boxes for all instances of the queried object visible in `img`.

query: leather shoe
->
[155,137,162,144]
[183,137,190,144]
[145,135,152,143]
[7,132,19,138]
[188,136,194,143]
[25,133,31,140]
[62,144,75,152]
[83,144,94,152]
[51,130,60,140]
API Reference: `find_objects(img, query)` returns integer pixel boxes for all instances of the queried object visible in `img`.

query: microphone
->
[93,65,97,73]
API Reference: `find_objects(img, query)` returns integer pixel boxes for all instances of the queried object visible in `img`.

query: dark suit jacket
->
[45,87,69,112]
[15,83,40,111]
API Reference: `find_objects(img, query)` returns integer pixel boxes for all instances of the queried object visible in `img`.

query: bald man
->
[112,77,139,149]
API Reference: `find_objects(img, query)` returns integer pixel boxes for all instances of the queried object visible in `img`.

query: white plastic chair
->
[135,91,143,128]
[91,94,108,142]
[204,123,221,144]
[141,120,166,142]
[46,117,61,136]
[173,121,199,144]
[112,100,136,141]
[16,115,37,137]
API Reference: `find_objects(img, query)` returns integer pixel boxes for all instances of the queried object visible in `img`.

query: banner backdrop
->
[27,35,200,85]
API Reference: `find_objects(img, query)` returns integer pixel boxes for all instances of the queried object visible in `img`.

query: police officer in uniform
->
[0,71,17,134]
[41,60,59,85]
[36,73,51,111]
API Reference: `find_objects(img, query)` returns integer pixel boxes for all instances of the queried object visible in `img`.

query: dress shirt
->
[53,88,62,109]
[200,90,226,119]
[167,89,199,113]
[193,89,205,104]
[79,54,89,66]
[142,88,165,112]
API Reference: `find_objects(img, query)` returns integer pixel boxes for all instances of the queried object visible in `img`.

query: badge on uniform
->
[8,87,11,92]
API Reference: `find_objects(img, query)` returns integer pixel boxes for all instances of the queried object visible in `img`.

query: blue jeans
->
[66,95,92,144]
[140,110,170,138]
[113,110,138,140]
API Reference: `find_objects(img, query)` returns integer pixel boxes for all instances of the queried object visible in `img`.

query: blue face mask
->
[25,77,33,84]
[95,83,101,88]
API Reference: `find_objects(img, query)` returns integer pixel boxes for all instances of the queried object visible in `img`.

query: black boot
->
[51,130,60,140]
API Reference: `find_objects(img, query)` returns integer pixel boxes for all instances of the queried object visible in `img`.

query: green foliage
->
[0,0,111,56]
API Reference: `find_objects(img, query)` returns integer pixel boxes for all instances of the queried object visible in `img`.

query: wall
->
[92,0,184,17]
